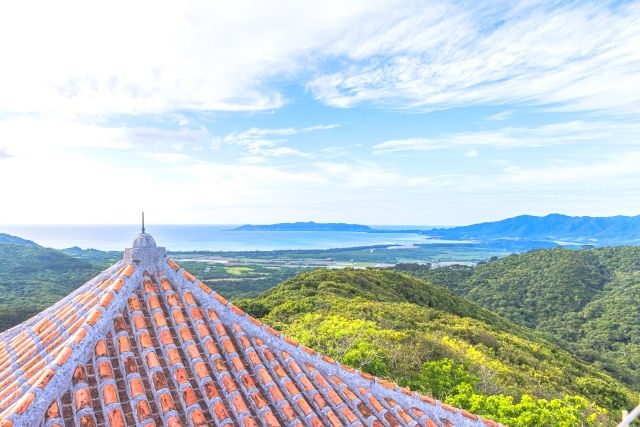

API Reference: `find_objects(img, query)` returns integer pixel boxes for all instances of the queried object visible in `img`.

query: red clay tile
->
[122,264,136,277]
[191,307,203,320]
[441,403,458,414]
[182,270,196,282]
[158,392,174,414]
[74,388,91,409]
[54,346,73,366]
[280,403,297,421]
[183,387,198,407]
[117,335,131,352]
[152,310,167,327]
[102,383,118,405]
[136,399,152,420]
[167,259,180,270]
[32,367,56,388]
[191,409,208,426]
[94,340,108,357]
[212,400,230,420]
[326,411,342,427]
[203,381,220,399]
[214,293,228,305]
[262,411,280,427]
[129,377,145,397]
[46,401,59,419]
[12,391,35,415]
[184,292,195,305]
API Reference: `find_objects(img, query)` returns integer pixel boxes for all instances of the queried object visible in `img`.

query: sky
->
[0,0,639,225]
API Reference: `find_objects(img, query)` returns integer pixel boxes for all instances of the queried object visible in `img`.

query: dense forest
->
[236,268,637,426]
[402,247,640,386]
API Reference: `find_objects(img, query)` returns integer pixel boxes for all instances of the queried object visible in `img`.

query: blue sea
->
[0,224,453,252]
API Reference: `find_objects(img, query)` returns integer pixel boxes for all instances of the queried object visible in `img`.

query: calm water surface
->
[0,224,454,252]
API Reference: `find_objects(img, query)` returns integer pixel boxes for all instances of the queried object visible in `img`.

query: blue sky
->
[0,0,639,225]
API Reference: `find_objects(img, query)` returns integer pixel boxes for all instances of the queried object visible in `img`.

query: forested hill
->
[0,233,39,247]
[236,268,637,426]
[425,213,640,243]
[0,244,107,330]
[403,246,640,387]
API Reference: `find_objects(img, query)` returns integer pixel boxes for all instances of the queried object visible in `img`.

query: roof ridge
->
[0,261,126,342]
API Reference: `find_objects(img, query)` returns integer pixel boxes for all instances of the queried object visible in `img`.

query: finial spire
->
[141,212,145,234]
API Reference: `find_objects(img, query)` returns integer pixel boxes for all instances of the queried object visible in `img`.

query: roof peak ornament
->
[125,214,166,266]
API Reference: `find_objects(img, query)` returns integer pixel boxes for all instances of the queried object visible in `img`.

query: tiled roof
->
[0,234,497,427]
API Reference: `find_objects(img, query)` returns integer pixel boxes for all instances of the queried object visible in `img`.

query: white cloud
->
[1,2,636,117]
[0,1,388,115]
[309,1,640,115]
[373,121,640,153]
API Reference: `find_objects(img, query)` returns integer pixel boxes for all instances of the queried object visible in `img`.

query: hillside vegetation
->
[236,268,637,426]
[0,244,106,330]
[0,233,39,247]
[406,246,640,386]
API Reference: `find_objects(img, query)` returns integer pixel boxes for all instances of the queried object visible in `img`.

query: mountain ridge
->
[424,213,640,242]
[0,233,39,247]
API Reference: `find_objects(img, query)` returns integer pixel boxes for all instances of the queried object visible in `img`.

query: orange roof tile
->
[0,233,496,426]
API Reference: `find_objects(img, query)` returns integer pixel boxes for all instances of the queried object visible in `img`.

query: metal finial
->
[142,212,145,234]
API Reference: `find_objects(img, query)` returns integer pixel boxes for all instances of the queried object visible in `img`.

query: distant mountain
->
[0,233,39,247]
[233,221,375,232]
[424,214,640,242]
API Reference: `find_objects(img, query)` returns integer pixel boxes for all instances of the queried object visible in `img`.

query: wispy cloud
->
[486,111,513,121]
[214,124,339,159]
[3,2,636,117]
[373,121,640,154]
[309,1,640,116]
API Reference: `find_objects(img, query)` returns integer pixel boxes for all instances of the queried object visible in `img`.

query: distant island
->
[232,221,376,232]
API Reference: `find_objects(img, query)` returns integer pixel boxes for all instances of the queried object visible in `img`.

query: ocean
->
[0,224,451,252]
